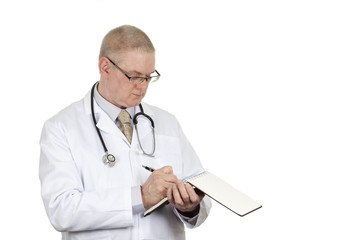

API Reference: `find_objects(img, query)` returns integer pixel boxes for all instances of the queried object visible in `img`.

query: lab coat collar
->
[83,90,155,136]
[84,90,155,117]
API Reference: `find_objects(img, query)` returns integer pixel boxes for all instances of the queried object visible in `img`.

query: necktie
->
[118,110,133,143]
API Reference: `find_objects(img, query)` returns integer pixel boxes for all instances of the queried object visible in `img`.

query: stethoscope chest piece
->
[103,153,116,167]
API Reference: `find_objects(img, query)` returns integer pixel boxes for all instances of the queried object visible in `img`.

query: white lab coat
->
[39,91,211,240]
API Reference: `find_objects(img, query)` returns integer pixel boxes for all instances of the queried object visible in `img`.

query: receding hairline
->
[99,25,155,60]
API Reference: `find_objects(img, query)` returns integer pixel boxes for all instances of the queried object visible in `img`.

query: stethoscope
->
[90,82,156,167]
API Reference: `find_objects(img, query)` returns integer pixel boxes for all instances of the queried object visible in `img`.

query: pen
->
[142,165,155,172]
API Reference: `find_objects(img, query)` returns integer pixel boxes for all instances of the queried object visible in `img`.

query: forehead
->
[118,50,155,75]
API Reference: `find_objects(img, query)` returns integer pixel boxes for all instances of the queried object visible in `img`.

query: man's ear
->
[98,57,111,79]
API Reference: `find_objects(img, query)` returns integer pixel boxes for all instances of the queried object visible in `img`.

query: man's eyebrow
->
[131,70,144,75]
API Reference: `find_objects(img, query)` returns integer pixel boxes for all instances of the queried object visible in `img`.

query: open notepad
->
[144,171,262,217]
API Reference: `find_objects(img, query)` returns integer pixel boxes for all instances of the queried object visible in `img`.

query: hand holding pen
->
[140,165,178,208]
[142,165,204,217]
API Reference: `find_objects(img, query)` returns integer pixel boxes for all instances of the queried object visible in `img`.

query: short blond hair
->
[99,25,155,61]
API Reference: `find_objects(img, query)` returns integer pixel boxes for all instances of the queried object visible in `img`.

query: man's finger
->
[172,185,184,206]
[159,166,173,174]
[185,183,200,203]
[162,174,178,184]
[177,181,190,204]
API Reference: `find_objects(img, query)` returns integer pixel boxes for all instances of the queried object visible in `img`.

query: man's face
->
[101,50,155,108]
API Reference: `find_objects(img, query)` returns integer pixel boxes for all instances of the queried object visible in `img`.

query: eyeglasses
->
[106,57,160,84]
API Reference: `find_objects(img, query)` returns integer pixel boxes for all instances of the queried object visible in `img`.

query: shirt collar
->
[93,83,136,122]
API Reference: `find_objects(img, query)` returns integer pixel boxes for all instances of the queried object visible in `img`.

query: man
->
[39,25,211,240]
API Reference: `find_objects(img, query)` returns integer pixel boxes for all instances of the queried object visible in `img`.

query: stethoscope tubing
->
[91,82,109,154]
[90,82,156,167]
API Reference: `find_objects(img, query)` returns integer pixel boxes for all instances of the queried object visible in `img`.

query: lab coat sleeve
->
[173,196,212,228]
[172,118,212,228]
[39,119,134,232]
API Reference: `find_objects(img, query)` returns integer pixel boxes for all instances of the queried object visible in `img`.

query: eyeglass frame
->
[106,57,160,84]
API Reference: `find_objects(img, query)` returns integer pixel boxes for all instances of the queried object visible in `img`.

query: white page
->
[187,172,262,216]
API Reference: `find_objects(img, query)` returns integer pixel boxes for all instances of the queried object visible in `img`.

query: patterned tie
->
[118,110,133,143]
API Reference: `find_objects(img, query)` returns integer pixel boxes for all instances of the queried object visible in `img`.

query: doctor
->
[39,25,211,240]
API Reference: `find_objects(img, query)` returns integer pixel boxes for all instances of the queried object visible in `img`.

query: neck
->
[98,80,127,109]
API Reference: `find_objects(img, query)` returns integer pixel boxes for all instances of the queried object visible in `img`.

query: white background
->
[1,0,359,239]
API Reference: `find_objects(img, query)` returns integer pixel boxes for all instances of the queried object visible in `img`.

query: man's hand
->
[167,180,205,217]
[141,166,178,208]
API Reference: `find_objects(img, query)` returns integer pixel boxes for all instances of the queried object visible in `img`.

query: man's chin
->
[127,100,143,108]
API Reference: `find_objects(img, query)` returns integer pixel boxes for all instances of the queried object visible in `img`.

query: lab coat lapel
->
[135,117,152,140]
[95,111,121,136]
[135,103,155,141]
[83,90,121,136]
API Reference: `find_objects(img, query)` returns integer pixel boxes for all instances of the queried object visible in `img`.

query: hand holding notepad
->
[142,167,262,217]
